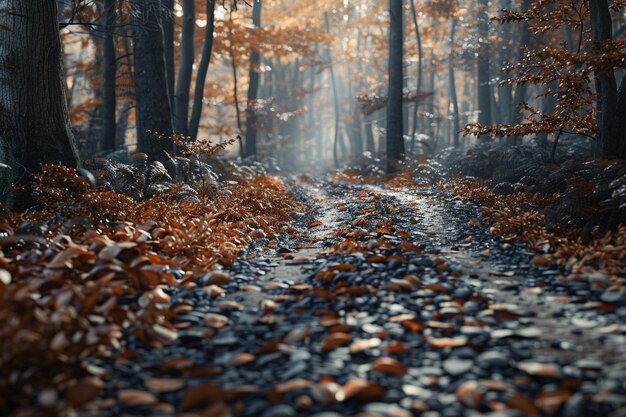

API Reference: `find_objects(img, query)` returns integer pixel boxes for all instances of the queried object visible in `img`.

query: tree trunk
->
[589,0,626,159]
[162,0,175,108]
[0,0,79,209]
[499,0,513,124]
[409,0,423,152]
[477,0,492,140]
[189,0,217,140]
[510,0,532,145]
[101,0,117,153]
[324,13,341,168]
[449,19,460,148]
[174,0,195,136]
[244,0,262,159]
[387,0,405,173]
[131,0,174,162]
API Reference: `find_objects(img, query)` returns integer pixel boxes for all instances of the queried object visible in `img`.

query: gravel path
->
[100,177,626,417]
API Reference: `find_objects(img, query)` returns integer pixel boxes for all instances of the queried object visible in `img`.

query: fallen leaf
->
[65,377,104,407]
[228,353,256,367]
[117,390,158,407]
[456,381,481,408]
[322,332,351,351]
[276,378,310,393]
[143,378,185,392]
[349,338,381,353]
[370,358,407,375]
[428,336,468,348]
[205,313,229,328]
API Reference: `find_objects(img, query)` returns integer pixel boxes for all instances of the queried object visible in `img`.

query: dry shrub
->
[442,178,626,282]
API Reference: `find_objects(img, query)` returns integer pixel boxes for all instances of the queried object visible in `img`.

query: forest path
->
[107,177,626,417]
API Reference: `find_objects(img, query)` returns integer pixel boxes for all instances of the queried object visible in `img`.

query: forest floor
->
[90,175,626,417]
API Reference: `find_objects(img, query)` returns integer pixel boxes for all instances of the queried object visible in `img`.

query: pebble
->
[442,358,474,376]
[476,351,510,369]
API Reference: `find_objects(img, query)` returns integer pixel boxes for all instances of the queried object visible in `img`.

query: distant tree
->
[101,0,117,153]
[0,0,79,209]
[189,0,218,140]
[476,0,492,138]
[131,0,174,161]
[387,0,405,172]
[244,0,262,159]
[463,0,626,159]
[173,0,196,136]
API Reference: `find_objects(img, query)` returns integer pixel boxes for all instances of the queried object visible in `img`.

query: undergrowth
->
[0,165,302,415]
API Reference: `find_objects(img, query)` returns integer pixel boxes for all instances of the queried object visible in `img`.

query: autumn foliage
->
[0,165,301,414]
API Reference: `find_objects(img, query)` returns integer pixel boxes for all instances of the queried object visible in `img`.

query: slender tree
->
[409,0,423,152]
[387,0,405,173]
[131,0,174,161]
[162,0,175,107]
[189,0,218,140]
[0,0,79,209]
[476,0,492,138]
[244,0,262,158]
[324,13,341,168]
[589,0,626,159]
[449,18,460,148]
[101,0,117,153]
[174,0,196,135]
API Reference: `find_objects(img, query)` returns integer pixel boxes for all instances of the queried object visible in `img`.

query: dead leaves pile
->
[0,168,301,414]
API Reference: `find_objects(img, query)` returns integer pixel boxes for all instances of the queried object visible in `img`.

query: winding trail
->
[107,177,626,417]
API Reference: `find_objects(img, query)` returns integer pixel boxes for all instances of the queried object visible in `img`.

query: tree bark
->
[162,0,175,108]
[387,0,405,173]
[409,0,423,152]
[589,0,626,159]
[477,0,492,140]
[244,0,262,159]
[0,0,79,209]
[510,0,532,145]
[101,0,117,153]
[189,0,217,140]
[131,0,174,162]
[174,0,196,136]
[324,13,341,168]
[449,19,460,148]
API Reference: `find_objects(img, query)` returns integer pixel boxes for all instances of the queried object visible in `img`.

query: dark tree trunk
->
[387,0,405,173]
[244,0,262,159]
[449,19,460,148]
[510,0,532,145]
[189,0,217,140]
[499,0,513,124]
[131,0,174,162]
[590,0,626,159]
[162,0,175,107]
[174,0,195,136]
[0,0,79,209]
[101,0,117,153]
[477,0,492,139]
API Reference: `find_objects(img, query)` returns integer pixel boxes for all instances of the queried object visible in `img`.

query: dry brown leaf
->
[117,390,158,407]
[321,332,351,351]
[143,378,185,392]
[228,353,256,367]
[370,357,407,375]
[205,313,229,329]
[456,381,481,408]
